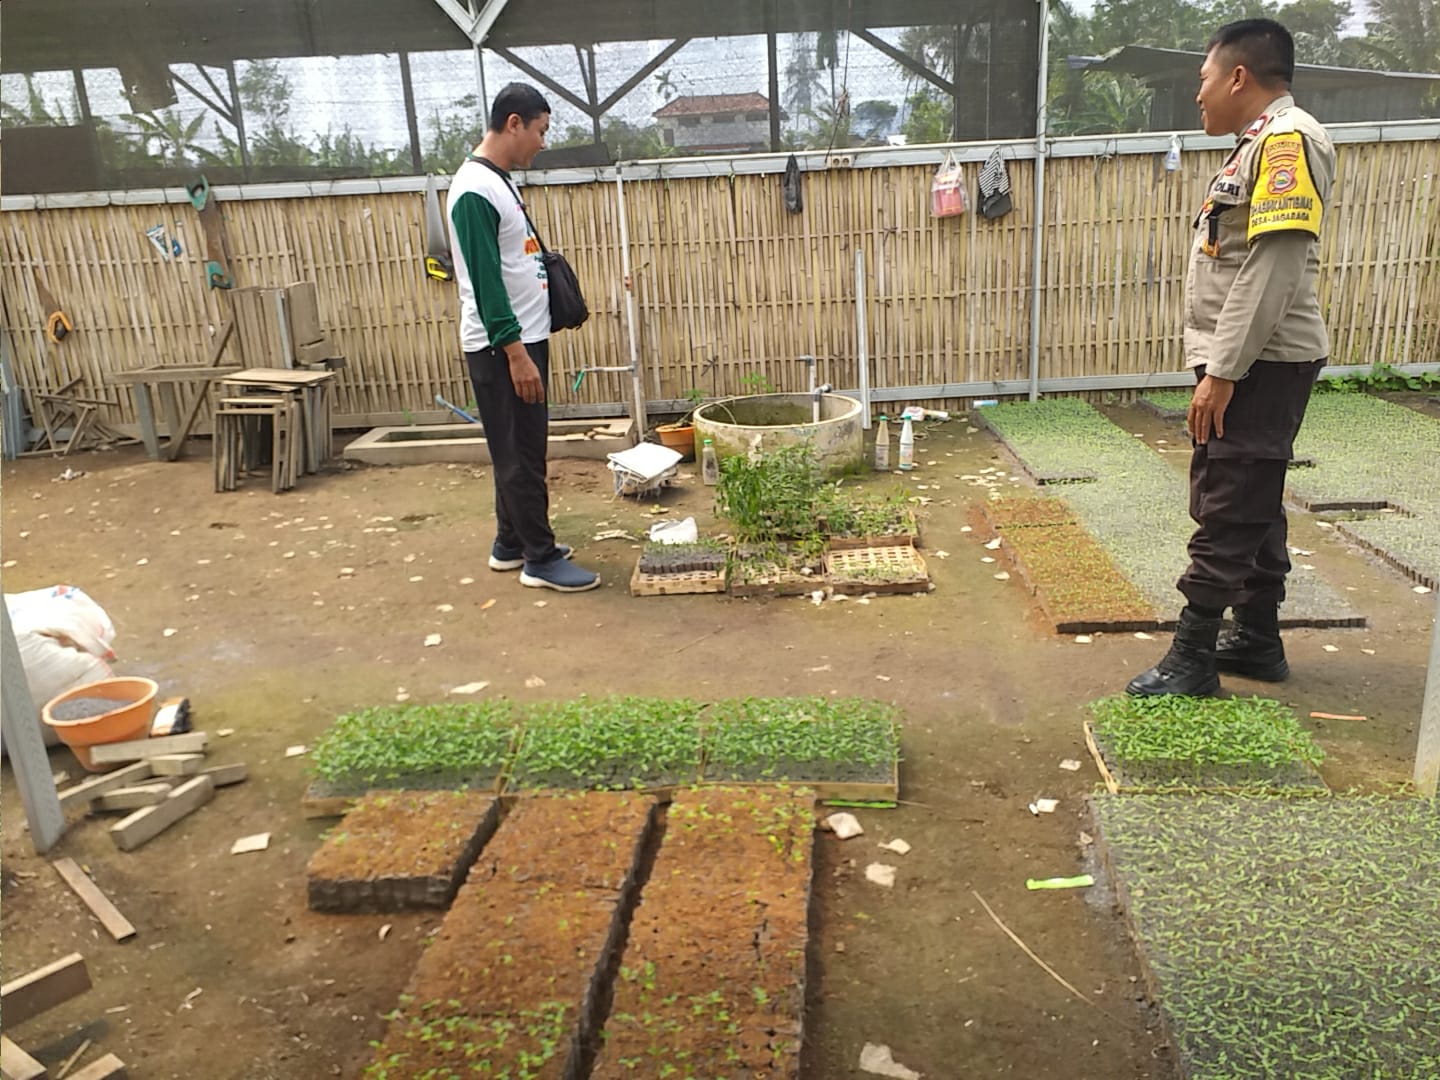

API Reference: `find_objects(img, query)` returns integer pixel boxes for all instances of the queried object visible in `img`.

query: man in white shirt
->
[449,83,599,592]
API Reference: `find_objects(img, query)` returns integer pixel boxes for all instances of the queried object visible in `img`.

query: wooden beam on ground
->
[89,733,207,766]
[1,953,91,1028]
[1418,594,1440,798]
[92,785,171,812]
[109,775,214,852]
[58,763,155,812]
[149,754,203,777]
[65,1056,126,1080]
[201,763,248,787]
[0,1036,47,1080]
[2,605,65,853]
[51,859,136,943]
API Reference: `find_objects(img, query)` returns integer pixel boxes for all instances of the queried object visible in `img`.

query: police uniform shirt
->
[1183,95,1336,383]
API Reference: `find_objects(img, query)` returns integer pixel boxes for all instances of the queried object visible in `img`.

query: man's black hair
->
[488,83,550,132]
[1207,19,1296,88]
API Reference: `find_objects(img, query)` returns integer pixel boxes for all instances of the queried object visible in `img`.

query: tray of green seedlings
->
[1091,792,1440,1080]
[1136,389,1194,421]
[823,539,930,595]
[305,700,519,817]
[819,487,921,549]
[729,540,826,597]
[631,539,729,596]
[505,695,704,792]
[1084,694,1326,793]
[1289,393,1440,589]
[699,696,900,801]
[981,493,1077,531]
[978,399,1362,628]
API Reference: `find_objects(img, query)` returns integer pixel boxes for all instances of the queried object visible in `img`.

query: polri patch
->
[1248,132,1322,243]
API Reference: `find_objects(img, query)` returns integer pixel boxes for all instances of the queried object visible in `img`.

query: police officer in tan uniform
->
[1129,19,1334,696]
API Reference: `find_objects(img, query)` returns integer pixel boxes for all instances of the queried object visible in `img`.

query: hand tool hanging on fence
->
[32,272,73,343]
[186,175,234,289]
[423,174,454,282]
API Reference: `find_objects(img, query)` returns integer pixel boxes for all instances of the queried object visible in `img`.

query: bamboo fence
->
[2,137,1437,432]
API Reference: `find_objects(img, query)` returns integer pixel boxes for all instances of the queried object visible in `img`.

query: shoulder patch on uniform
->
[1248,131,1323,244]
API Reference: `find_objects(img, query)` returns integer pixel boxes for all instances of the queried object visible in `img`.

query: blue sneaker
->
[519,555,600,592]
[489,542,572,572]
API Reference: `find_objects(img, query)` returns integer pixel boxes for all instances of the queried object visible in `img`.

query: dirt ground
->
[2,406,1433,1079]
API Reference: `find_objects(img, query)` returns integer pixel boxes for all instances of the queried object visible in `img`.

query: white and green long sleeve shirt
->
[447,157,550,351]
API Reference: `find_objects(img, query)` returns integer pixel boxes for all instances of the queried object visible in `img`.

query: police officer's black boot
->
[1125,606,1222,696]
[1215,603,1288,681]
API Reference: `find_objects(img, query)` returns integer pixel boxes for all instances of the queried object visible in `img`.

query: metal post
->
[1417,595,1440,798]
[474,43,489,112]
[856,247,871,429]
[615,165,648,434]
[399,51,425,174]
[1027,0,1051,403]
[1,603,65,853]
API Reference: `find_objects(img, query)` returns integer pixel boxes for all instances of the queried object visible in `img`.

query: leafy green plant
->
[715,444,825,543]
[509,696,703,790]
[739,371,775,394]
[1316,362,1440,394]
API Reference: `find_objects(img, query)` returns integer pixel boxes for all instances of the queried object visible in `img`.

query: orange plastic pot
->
[655,422,696,461]
[43,676,159,772]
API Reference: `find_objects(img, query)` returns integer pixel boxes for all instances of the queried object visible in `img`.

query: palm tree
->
[121,108,207,166]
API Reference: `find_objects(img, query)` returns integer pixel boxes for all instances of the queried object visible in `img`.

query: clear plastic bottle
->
[874,415,890,470]
[701,438,719,485]
[898,416,915,470]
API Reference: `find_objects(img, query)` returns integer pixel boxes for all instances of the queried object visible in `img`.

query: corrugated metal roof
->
[653,93,772,118]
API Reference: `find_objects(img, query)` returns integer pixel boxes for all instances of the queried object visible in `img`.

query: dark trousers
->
[1177,359,1325,612]
[465,340,557,565]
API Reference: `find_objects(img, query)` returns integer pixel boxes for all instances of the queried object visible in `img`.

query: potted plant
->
[654,387,705,460]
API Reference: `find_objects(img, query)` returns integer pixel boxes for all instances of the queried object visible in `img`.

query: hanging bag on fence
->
[931,151,970,218]
[471,155,590,332]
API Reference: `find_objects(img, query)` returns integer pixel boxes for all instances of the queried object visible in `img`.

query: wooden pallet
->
[825,541,930,595]
[629,562,728,596]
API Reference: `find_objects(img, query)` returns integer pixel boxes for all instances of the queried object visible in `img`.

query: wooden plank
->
[1,606,65,853]
[92,784,172,812]
[201,762,248,787]
[51,858,136,943]
[57,762,155,812]
[64,1055,126,1080]
[108,366,244,385]
[1083,720,1121,796]
[164,317,235,462]
[149,754,203,777]
[89,733,207,765]
[1,953,91,1027]
[0,1036,47,1080]
[629,563,728,597]
[109,775,214,852]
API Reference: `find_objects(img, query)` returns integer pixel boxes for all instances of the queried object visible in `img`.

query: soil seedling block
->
[309,700,517,799]
[593,787,814,1079]
[365,791,658,1080]
[729,541,826,597]
[982,494,1077,530]
[307,790,501,912]
[507,696,704,791]
[701,697,900,799]
[1004,522,1157,632]
[1093,793,1440,1079]
[1085,695,1327,792]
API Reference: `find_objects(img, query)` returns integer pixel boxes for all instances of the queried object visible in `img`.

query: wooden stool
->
[213,394,300,493]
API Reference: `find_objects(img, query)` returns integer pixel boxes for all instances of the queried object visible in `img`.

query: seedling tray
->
[629,560,728,596]
[1083,720,1327,794]
[825,540,929,595]
[1091,793,1440,1080]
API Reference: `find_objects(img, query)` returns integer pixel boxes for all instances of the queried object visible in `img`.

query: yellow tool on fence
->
[33,272,73,343]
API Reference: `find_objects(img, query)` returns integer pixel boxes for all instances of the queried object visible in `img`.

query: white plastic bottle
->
[701,438,719,485]
[898,416,915,470]
[874,415,890,470]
